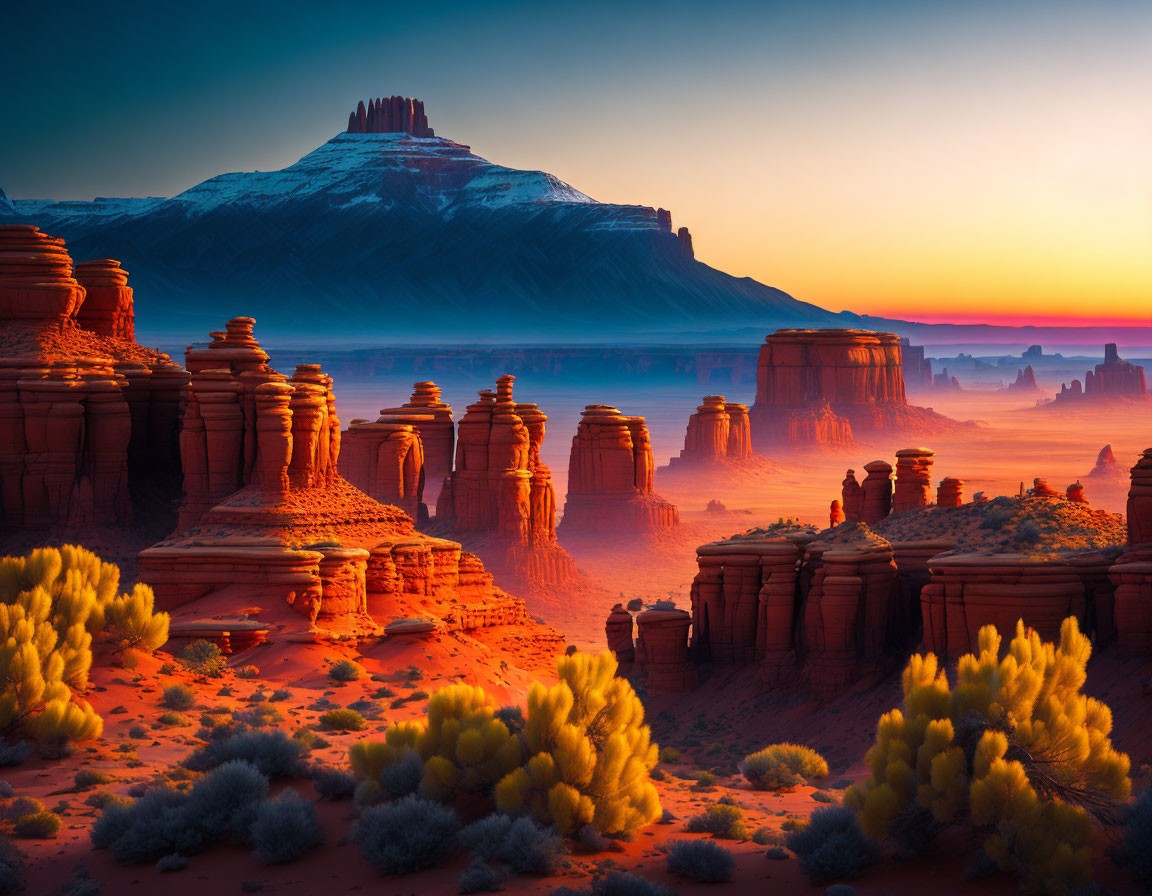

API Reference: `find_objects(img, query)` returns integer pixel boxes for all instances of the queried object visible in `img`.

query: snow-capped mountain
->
[2,129,852,342]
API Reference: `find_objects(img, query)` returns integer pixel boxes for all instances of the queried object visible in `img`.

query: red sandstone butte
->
[434,375,577,586]
[748,328,956,449]
[559,404,679,535]
[669,395,752,466]
[345,95,434,138]
[0,225,188,532]
[635,607,695,692]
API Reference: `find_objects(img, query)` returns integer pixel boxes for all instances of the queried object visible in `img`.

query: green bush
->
[685,801,747,839]
[328,660,363,683]
[12,811,60,838]
[161,684,196,710]
[179,640,226,678]
[319,708,367,732]
[658,747,681,764]
[740,743,828,791]
[156,711,189,727]
[74,768,112,789]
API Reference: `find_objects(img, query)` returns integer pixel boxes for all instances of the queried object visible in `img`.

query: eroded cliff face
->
[559,404,679,535]
[749,328,959,448]
[0,225,187,535]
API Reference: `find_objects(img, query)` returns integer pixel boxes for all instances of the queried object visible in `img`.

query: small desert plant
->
[12,810,60,838]
[269,689,291,702]
[85,791,131,810]
[740,743,828,791]
[591,871,672,896]
[0,741,30,767]
[328,660,363,683]
[353,794,461,874]
[311,764,357,800]
[786,806,879,883]
[319,708,367,732]
[250,789,323,863]
[127,725,147,739]
[1122,786,1152,890]
[685,801,747,839]
[459,857,508,893]
[664,839,735,882]
[104,583,169,652]
[825,886,856,896]
[182,729,308,778]
[74,768,112,789]
[766,845,789,860]
[156,711,189,727]
[179,640,226,677]
[658,746,681,764]
[459,813,564,874]
[156,853,187,872]
[233,703,284,728]
[161,684,196,710]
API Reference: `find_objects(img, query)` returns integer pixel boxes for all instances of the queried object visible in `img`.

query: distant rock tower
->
[346,96,434,138]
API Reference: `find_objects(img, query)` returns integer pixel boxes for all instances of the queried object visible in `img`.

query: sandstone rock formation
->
[829,500,845,527]
[559,405,679,534]
[669,395,752,466]
[749,329,956,448]
[921,554,1098,657]
[346,96,434,138]
[140,323,534,641]
[1006,366,1041,393]
[1067,481,1087,503]
[1110,449,1152,654]
[74,260,134,341]
[900,338,933,390]
[841,469,862,521]
[676,227,694,260]
[433,375,576,586]
[893,448,934,514]
[605,603,635,663]
[936,477,963,507]
[861,460,894,523]
[635,607,695,692]
[340,418,426,521]
[0,226,188,532]
[1058,344,1148,401]
[382,381,455,494]
[932,368,963,391]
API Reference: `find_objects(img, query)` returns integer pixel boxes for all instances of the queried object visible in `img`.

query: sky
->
[2,0,1149,327]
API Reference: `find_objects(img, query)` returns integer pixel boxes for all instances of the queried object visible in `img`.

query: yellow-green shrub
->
[0,546,169,746]
[350,686,520,802]
[845,617,1130,895]
[740,743,828,790]
[494,650,661,837]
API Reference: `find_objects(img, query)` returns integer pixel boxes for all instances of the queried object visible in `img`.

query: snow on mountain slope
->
[1,129,849,341]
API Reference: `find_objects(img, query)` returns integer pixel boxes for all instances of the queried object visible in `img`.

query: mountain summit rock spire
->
[346,95,434,137]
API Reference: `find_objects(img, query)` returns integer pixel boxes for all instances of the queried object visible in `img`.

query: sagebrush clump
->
[740,743,828,791]
[354,794,460,874]
[0,546,169,747]
[785,806,879,882]
[250,789,323,863]
[845,617,1129,895]
[664,839,735,882]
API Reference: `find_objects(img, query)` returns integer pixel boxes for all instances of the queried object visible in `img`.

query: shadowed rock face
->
[0,225,187,531]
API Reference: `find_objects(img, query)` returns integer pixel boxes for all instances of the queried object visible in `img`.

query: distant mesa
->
[346,95,433,137]
[748,328,959,449]
[1054,343,1149,403]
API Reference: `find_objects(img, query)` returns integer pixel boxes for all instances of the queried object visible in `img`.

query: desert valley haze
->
[0,1,1149,894]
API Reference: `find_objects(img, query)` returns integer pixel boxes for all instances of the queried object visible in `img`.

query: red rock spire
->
[346,96,434,138]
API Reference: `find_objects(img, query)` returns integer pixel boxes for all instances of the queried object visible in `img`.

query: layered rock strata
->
[749,329,951,447]
[560,405,679,534]
[0,225,188,531]
[635,608,695,692]
[669,395,752,466]
[434,375,576,585]
[893,448,934,514]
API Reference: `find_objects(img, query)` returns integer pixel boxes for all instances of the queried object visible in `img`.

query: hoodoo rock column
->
[669,395,753,466]
[893,448,934,514]
[559,405,679,535]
